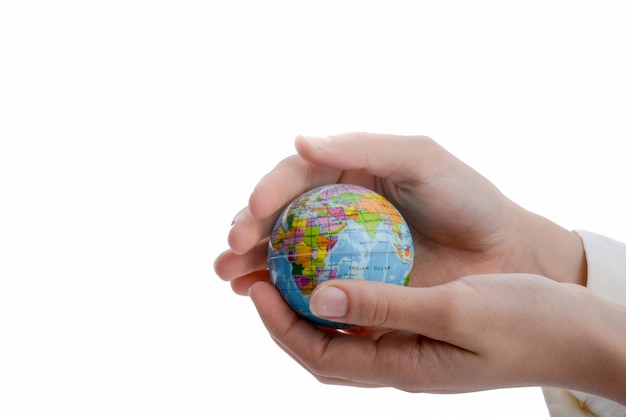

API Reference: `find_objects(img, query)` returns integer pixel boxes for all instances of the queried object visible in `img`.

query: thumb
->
[309,280,456,341]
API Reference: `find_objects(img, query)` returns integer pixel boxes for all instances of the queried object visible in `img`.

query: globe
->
[267,183,414,328]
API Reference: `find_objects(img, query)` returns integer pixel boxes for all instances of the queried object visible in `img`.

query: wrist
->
[514,207,587,286]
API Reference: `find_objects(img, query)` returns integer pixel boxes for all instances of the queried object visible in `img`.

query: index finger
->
[295,133,444,186]
[249,133,440,220]
[248,153,343,220]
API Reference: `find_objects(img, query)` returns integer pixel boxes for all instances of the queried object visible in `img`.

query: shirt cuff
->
[575,229,626,307]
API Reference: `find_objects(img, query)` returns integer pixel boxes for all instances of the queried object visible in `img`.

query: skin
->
[250,275,626,403]
[213,133,626,405]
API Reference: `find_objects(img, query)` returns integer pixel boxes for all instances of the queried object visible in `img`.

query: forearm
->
[539,228,626,409]
[588,300,626,404]
[558,294,626,405]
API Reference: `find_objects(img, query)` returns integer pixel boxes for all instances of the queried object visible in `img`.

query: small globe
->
[267,184,414,328]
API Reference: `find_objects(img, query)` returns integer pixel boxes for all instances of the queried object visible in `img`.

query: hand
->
[214,133,586,294]
[249,274,626,404]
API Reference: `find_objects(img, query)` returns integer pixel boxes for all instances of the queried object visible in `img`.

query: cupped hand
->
[248,273,618,397]
[214,133,585,295]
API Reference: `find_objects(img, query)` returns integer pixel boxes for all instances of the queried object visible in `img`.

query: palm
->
[329,170,517,289]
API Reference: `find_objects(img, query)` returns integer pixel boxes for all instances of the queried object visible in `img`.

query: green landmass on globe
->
[267,183,414,328]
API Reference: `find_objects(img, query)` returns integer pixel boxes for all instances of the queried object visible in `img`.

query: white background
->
[1,1,625,416]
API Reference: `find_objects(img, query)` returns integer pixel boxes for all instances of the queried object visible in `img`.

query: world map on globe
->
[268,183,414,328]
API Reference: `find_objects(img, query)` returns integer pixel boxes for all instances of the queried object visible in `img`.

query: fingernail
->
[310,286,347,318]
[302,135,332,148]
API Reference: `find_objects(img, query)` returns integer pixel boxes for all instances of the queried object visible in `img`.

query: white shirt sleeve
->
[543,230,626,417]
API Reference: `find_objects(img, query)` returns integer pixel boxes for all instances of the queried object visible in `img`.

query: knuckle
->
[366,293,392,327]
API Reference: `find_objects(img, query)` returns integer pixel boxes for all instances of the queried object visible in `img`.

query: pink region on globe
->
[279,229,302,253]
[327,267,338,280]
[294,227,304,243]
[321,187,342,198]
[294,275,311,290]
[315,214,346,233]
[327,207,348,221]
